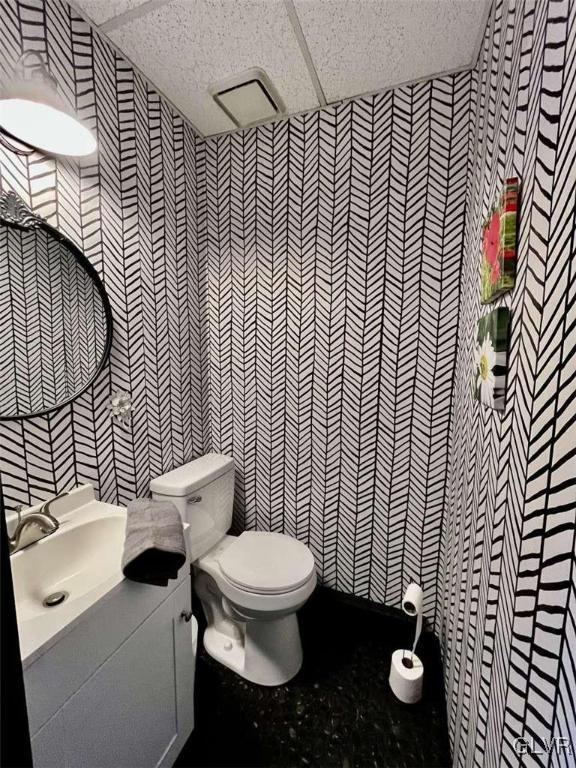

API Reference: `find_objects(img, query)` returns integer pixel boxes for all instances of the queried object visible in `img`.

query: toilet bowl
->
[150,454,316,686]
[196,532,316,685]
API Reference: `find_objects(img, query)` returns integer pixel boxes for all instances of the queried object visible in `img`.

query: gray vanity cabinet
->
[28,577,196,768]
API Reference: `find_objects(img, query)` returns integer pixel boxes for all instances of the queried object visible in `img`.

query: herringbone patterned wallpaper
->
[201,75,471,618]
[0,0,206,509]
[439,1,576,764]
[1,2,575,767]
[1,224,108,415]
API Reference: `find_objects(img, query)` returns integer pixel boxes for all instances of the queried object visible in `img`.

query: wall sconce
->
[0,52,97,157]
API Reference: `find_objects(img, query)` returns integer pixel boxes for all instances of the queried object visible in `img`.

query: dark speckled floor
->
[175,587,451,768]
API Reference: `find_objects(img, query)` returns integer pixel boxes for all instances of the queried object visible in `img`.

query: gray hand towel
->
[122,498,186,587]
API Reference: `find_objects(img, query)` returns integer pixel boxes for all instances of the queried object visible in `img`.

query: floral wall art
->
[480,177,518,303]
[473,308,510,411]
[441,1,576,765]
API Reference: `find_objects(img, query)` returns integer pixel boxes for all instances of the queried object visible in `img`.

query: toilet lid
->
[218,532,315,594]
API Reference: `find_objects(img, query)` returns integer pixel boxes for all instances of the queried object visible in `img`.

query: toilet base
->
[203,625,245,677]
[195,571,304,686]
[203,613,303,686]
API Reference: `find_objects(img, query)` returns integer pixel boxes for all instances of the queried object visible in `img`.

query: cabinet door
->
[159,577,197,768]
[174,577,196,735]
[31,711,65,768]
[61,579,195,768]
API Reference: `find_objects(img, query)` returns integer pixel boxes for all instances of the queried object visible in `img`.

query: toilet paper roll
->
[389,649,424,704]
[402,582,423,616]
[402,582,424,654]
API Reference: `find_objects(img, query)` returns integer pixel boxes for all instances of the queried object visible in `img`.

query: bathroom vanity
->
[10,486,197,768]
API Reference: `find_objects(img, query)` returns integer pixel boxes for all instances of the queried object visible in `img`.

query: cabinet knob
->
[180,610,193,623]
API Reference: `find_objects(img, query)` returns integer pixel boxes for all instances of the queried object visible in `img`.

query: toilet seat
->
[218,531,315,595]
[197,533,317,614]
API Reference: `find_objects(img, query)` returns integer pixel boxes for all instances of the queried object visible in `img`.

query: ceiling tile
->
[294,0,488,102]
[75,0,153,26]
[108,0,320,136]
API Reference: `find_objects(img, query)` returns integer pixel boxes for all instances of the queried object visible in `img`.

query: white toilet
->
[150,453,317,686]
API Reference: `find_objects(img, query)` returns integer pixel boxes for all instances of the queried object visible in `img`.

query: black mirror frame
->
[0,191,113,422]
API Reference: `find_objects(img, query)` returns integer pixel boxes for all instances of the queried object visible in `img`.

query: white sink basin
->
[13,515,125,619]
[10,486,129,665]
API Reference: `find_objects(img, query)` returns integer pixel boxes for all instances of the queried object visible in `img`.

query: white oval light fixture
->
[0,52,97,157]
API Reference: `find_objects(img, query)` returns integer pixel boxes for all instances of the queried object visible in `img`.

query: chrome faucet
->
[8,492,67,555]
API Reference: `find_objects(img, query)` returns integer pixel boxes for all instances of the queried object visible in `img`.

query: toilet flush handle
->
[187,495,202,503]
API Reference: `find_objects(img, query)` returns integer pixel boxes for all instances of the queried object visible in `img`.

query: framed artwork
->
[474,308,510,411]
[481,177,519,303]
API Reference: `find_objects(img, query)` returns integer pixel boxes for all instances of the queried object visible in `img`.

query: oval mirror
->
[0,191,113,420]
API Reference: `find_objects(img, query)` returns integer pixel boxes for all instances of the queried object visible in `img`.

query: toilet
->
[150,453,317,686]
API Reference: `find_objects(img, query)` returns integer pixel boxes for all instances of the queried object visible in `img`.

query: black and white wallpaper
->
[439,0,576,764]
[0,0,206,509]
[0,222,108,416]
[200,75,471,617]
[1,0,575,765]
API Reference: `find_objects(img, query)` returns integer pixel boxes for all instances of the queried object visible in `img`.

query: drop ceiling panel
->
[76,0,152,26]
[293,0,488,102]
[107,0,320,135]
[73,0,490,136]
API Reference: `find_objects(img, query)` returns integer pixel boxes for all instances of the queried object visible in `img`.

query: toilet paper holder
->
[402,582,424,656]
[388,582,425,704]
[400,652,415,669]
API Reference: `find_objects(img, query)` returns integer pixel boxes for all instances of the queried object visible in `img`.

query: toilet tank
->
[150,454,235,561]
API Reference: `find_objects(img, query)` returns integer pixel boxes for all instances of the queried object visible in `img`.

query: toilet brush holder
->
[389,650,423,704]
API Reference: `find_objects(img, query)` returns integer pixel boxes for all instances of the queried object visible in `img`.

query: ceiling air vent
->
[209,68,285,129]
